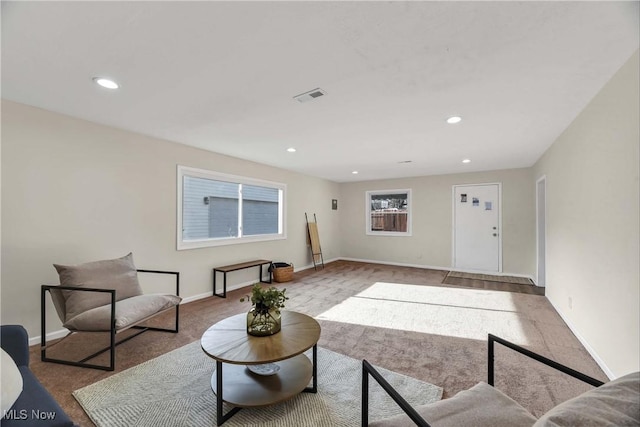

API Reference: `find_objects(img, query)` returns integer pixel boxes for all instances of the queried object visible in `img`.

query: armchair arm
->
[42,284,118,294]
[488,333,604,387]
[362,359,432,427]
[136,269,180,296]
[41,284,117,344]
[41,283,117,324]
[1,324,30,367]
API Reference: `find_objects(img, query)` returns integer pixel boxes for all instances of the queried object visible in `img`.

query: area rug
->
[73,342,442,427]
[444,271,534,285]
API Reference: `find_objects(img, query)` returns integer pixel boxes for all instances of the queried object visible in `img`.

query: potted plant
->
[240,284,288,336]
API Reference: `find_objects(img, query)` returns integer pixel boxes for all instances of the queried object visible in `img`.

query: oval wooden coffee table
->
[201,311,321,426]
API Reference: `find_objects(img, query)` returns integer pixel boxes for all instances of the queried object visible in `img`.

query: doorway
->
[453,183,502,272]
[536,176,547,287]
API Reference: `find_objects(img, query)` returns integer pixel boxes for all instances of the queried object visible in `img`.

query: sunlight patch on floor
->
[316,282,537,345]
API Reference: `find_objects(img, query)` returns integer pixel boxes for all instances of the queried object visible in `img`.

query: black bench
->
[213,259,272,298]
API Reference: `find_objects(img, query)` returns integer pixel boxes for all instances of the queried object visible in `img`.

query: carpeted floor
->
[31,260,607,426]
[73,345,442,426]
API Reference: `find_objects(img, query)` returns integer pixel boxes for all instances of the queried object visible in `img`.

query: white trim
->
[451,182,503,273]
[365,188,412,237]
[177,165,287,250]
[337,257,534,281]
[547,298,615,380]
[30,328,70,347]
[340,257,449,272]
[535,175,547,287]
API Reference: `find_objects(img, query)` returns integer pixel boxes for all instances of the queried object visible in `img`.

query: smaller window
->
[366,189,412,236]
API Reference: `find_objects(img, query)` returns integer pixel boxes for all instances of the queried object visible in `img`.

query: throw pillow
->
[534,371,640,426]
[54,252,143,322]
[1,348,23,414]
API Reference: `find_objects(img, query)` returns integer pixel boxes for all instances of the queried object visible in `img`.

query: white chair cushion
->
[1,348,23,414]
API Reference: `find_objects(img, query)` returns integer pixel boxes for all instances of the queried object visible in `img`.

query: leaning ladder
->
[306,213,325,270]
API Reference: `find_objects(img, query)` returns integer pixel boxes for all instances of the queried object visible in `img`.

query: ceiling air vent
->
[293,88,326,103]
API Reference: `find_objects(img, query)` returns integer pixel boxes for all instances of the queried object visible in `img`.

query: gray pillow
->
[370,382,537,427]
[534,371,640,426]
[54,253,143,322]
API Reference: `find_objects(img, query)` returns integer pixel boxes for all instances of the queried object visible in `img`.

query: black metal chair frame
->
[361,333,605,427]
[41,269,180,371]
[214,345,318,426]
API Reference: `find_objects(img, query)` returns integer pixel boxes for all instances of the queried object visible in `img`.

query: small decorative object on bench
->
[41,252,181,371]
[362,333,640,427]
[270,262,294,283]
[240,283,288,336]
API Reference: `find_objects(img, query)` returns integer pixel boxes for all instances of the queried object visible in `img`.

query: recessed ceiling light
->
[462,159,471,164]
[287,147,296,153]
[446,116,462,124]
[352,171,359,175]
[93,77,119,89]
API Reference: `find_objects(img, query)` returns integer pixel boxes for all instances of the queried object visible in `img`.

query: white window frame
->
[177,165,286,250]
[365,189,412,237]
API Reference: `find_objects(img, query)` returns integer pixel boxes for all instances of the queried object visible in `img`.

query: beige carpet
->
[73,343,442,427]
[444,271,534,285]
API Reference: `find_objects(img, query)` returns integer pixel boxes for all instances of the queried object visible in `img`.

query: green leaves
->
[240,283,288,314]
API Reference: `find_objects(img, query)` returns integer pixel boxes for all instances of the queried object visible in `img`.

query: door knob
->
[493,233,498,237]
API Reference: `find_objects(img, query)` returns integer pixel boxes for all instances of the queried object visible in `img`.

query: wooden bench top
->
[214,259,272,273]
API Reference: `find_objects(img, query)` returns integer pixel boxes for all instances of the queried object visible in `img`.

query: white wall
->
[533,50,639,378]
[339,168,535,277]
[1,100,341,337]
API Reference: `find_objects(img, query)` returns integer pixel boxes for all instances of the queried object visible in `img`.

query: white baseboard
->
[30,328,71,347]
[337,257,536,283]
[338,257,450,272]
[294,257,340,273]
[180,291,213,304]
[547,298,615,380]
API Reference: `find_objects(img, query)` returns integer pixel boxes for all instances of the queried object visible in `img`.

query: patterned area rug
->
[73,342,442,427]
[444,271,534,285]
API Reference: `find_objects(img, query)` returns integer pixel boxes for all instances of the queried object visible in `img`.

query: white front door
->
[453,184,501,272]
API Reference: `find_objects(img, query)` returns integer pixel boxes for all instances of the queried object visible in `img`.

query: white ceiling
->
[2,1,638,183]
